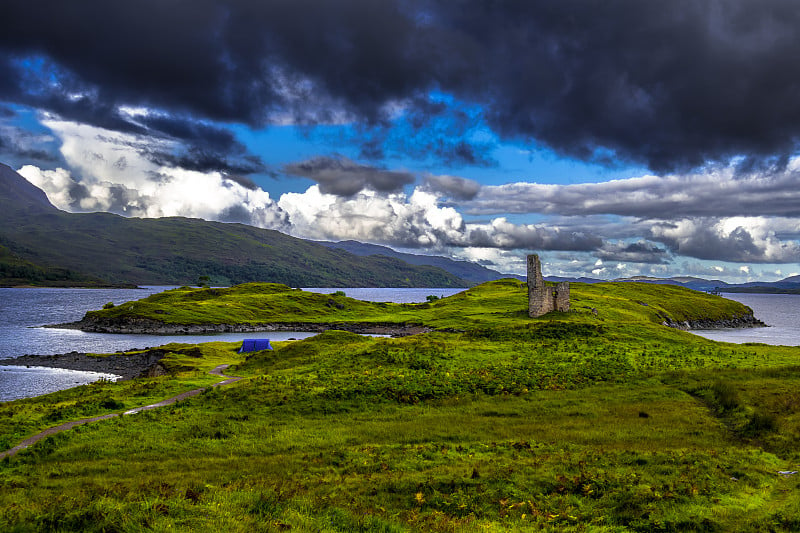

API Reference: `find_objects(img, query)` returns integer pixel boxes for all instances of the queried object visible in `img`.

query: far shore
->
[1,283,140,289]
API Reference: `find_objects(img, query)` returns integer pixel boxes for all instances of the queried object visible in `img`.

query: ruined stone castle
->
[527,254,569,317]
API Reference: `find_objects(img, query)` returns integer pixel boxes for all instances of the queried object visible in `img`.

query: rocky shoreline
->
[661,314,767,330]
[52,312,769,336]
[51,317,433,337]
[0,348,174,380]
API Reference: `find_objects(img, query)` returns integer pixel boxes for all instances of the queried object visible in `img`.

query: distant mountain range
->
[0,163,472,288]
[316,240,514,284]
[609,275,800,294]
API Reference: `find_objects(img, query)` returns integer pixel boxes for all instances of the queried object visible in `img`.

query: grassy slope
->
[2,281,800,531]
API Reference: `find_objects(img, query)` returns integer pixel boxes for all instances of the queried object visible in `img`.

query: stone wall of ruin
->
[554,282,570,313]
[528,254,569,317]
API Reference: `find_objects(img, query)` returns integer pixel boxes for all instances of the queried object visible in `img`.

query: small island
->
[55,268,763,334]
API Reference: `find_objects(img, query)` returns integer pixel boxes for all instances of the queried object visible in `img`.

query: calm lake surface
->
[0,286,464,401]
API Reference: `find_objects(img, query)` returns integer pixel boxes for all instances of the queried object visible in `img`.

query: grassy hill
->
[0,163,468,287]
[3,280,800,531]
[76,278,754,331]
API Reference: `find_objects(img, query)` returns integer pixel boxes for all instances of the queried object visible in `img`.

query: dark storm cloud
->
[137,115,249,155]
[0,1,416,125]
[5,1,800,170]
[0,55,151,135]
[144,147,266,177]
[442,0,800,172]
[222,173,259,191]
[121,113,269,175]
[466,224,603,252]
[596,241,671,264]
[0,57,266,175]
[422,174,481,200]
[80,112,268,176]
[0,125,60,166]
[0,105,15,119]
[283,156,416,196]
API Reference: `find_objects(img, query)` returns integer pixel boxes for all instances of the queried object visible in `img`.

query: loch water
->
[690,293,800,346]
[0,286,464,401]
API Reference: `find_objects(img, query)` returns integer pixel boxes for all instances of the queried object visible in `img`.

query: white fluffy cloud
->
[17,166,76,209]
[276,185,608,253]
[278,186,466,247]
[21,117,288,229]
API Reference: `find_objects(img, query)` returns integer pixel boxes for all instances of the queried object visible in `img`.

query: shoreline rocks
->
[52,311,767,336]
[661,314,766,330]
[49,317,432,337]
[0,349,172,380]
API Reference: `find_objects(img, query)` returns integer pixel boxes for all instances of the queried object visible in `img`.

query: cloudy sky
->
[3,0,800,281]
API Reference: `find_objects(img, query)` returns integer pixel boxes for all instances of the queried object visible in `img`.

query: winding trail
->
[0,364,242,460]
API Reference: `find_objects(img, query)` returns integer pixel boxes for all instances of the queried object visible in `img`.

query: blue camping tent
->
[238,339,273,353]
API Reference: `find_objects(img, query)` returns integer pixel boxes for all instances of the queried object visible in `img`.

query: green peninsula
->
[72,279,755,333]
[3,280,800,531]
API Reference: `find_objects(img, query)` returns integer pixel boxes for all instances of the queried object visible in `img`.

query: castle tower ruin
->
[527,254,569,317]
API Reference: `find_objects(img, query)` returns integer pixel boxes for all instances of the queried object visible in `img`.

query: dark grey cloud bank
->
[655,223,761,263]
[467,225,602,252]
[3,1,800,172]
[421,175,481,200]
[0,124,60,168]
[283,156,415,196]
[596,241,671,265]
[133,115,267,175]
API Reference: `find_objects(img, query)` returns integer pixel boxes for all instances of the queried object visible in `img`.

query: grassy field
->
[2,280,800,531]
